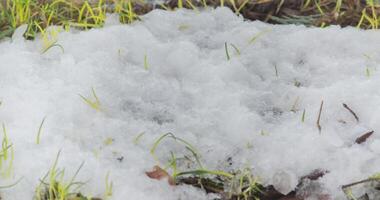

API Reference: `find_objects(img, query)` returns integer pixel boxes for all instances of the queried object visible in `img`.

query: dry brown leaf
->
[355,131,374,144]
[146,165,175,185]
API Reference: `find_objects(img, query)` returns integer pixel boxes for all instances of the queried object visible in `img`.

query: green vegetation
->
[79,87,101,111]
[133,132,145,145]
[0,123,14,178]
[150,132,262,200]
[224,42,230,61]
[2,0,380,42]
[34,151,104,200]
[36,117,46,145]
[143,54,149,70]
[104,172,113,200]
[35,151,85,200]
[0,0,141,40]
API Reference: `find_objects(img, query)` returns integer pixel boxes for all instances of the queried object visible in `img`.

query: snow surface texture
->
[0,7,379,200]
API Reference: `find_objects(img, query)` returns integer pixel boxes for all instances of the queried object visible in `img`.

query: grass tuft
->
[150,133,262,199]
[79,87,102,111]
[34,151,97,200]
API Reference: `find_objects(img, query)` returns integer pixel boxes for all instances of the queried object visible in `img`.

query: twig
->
[343,103,359,122]
[317,100,323,133]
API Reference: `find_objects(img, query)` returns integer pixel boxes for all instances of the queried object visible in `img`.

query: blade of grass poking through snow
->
[0,123,14,178]
[302,109,306,122]
[230,43,240,55]
[1,124,6,164]
[92,87,101,107]
[185,146,203,169]
[36,150,87,200]
[366,67,371,77]
[41,42,64,54]
[79,87,101,111]
[2,123,10,161]
[36,117,46,144]
[4,146,14,178]
[133,132,145,145]
[249,29,271,45]
[224,42,230,61]
[151,133,203,168]
[65,161,85,191]
[163,151,177,173]
[174,137,203,168]
[105,171,113,199]
[150,133,173,165]
[47,150,61,199]
[0,176,23,189]
[144,54,149,70]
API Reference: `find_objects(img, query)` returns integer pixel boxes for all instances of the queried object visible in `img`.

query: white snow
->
[0,7,380,200]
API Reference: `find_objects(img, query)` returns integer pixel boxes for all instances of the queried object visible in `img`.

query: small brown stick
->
[355,130,374,144]
[343,103,359,122]
[317,100,323,133]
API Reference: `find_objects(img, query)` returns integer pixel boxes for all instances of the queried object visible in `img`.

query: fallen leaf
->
[355,131,374,144]
[146,165,175,185]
